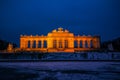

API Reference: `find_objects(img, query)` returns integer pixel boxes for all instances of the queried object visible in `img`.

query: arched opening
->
[44,40,47,48]
[59,40,62,48]
[85,40,88,48]
[90,40,93,48]
[53,40,57,48]
[74,40,78,48]
[80,40,83,48]
[38,40,41,48]
[65,40,68,48]
[28,40,30,48]
[32,40,36,48]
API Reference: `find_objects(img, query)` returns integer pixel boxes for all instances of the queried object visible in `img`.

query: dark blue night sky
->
[0,0,120,46]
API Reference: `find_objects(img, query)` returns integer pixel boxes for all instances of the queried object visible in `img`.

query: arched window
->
[28,40,30,48]
[32,40,36,48]
[74,40,78,48]
[80,40,83,48]
[90,40,93,48]
[65,40,68,48]
[85,40,88,48]
[44,40,47,48]
[59,40,62,48]
[53,40,57,48]
[38,40,41,48]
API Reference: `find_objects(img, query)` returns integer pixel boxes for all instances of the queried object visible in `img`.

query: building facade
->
[20,27,100,52]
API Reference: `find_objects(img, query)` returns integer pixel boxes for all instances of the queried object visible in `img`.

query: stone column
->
[36,40,38,48]
[57,40,59,48]
[77,40,80,48]
[64,40,68,48]
[55,40,57,48]
[66,40,68,48]
[96,38,100,48]
[30,40,33,48]
[87,40,91,48]
[23,40,26,48]
[20,38,26,49]
[25,40,28,48]
[93,40,97,48]
[92,36,100,49]
[82,40,85,48]
[41,40,44,48]
[62,40,65,48]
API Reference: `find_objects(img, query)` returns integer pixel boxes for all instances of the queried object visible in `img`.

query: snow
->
[1,52,120,61]
[0,62,120,80]
[0,52,120,79]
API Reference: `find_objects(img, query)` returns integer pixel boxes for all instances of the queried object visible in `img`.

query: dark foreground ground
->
[0,61,120,80]
[0,52,120,61]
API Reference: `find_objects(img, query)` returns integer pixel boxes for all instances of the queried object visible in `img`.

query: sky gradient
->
[0,0,120,46]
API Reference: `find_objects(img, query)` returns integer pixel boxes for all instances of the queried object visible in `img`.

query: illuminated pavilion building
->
[20,27,100,52]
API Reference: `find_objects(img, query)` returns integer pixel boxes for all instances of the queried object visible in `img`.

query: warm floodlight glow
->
[20,27,100,52]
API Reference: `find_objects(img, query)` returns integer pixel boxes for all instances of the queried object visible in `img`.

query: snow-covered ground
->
[0,62,120,80]
[0,52,120,60]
